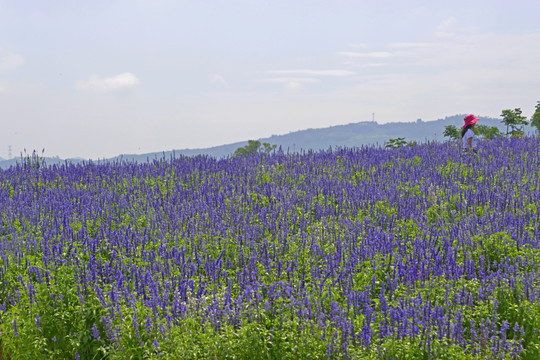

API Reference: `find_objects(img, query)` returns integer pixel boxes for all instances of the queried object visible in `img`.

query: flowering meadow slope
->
[0,137,539,359]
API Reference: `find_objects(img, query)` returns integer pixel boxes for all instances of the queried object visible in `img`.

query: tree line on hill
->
[383,102,540,149]
[234,101,540,154]
[442,101,540,141]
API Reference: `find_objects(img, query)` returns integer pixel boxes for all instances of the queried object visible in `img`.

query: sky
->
[1,0,540,160]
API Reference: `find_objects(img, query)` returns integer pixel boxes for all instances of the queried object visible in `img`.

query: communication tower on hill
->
[8,145,12,160]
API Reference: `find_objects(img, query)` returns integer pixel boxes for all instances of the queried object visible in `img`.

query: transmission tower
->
[8,145,12,159]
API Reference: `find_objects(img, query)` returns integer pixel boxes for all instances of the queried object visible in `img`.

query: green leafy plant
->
[443,125,460,140]
[385,137,407,148]
[0,265,110,360]
[475,124,502,140]
[234,140,277,156]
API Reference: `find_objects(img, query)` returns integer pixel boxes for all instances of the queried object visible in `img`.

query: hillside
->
[109,114,509,162]
[0,114,528,169]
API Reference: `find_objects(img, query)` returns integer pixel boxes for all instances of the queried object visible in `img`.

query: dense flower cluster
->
[0,137,539,358]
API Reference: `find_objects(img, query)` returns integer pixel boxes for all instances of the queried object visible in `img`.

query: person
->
[461,114,480,151]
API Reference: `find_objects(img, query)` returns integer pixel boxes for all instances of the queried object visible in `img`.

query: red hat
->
[463,114,480,128]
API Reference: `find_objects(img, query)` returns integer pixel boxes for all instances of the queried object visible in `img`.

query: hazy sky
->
[1,0,540,159]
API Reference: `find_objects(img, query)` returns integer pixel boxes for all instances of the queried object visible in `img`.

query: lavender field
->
[1,137,539,359]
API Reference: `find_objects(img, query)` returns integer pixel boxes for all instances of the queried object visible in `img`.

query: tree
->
[261,142,277,154]
[234,140,276,157]
[531,100,540,134]
[474,124,502,140]
[500,108,528,137]
[234,140,260,156]
[443,125,460,140]
[385,137,407,148]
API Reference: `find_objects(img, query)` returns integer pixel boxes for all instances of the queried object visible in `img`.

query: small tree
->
[234,140,276,157]
[531,100,540,134]
[443,125,460,140]
[261,142,277,154]
[501,108,528,137]
[385,137,407,148]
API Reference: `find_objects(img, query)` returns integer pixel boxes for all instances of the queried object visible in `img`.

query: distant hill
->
[0,115,532,169]
[108,114,511,162]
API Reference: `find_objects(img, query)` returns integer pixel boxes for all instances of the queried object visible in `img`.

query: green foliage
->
[467,231,520,271]
[443,125,460,140]
[0,265,109,360]
[501,108,528,136]
[385,137,408,148]
[531,100,540,133]
[474,124,502,140]
[234,140,277,157]
[368,337,480,360]
[495,288,540,360]
[234,140,261,156]
[159,315,329,360]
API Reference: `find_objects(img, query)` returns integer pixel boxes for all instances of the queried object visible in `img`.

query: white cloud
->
[76,72,140,93]
[260,69,355,90]
[209,73,228,86]
[317,29,540,123]
[384,32,540,72]
[268,69,356,77]
[259,77,320,89]
[0,51,24,72]
[338,51,393,58]
[387,42,429,49]
[360,63,388,68]
[348,43,371,49]
[435,17,457,38]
